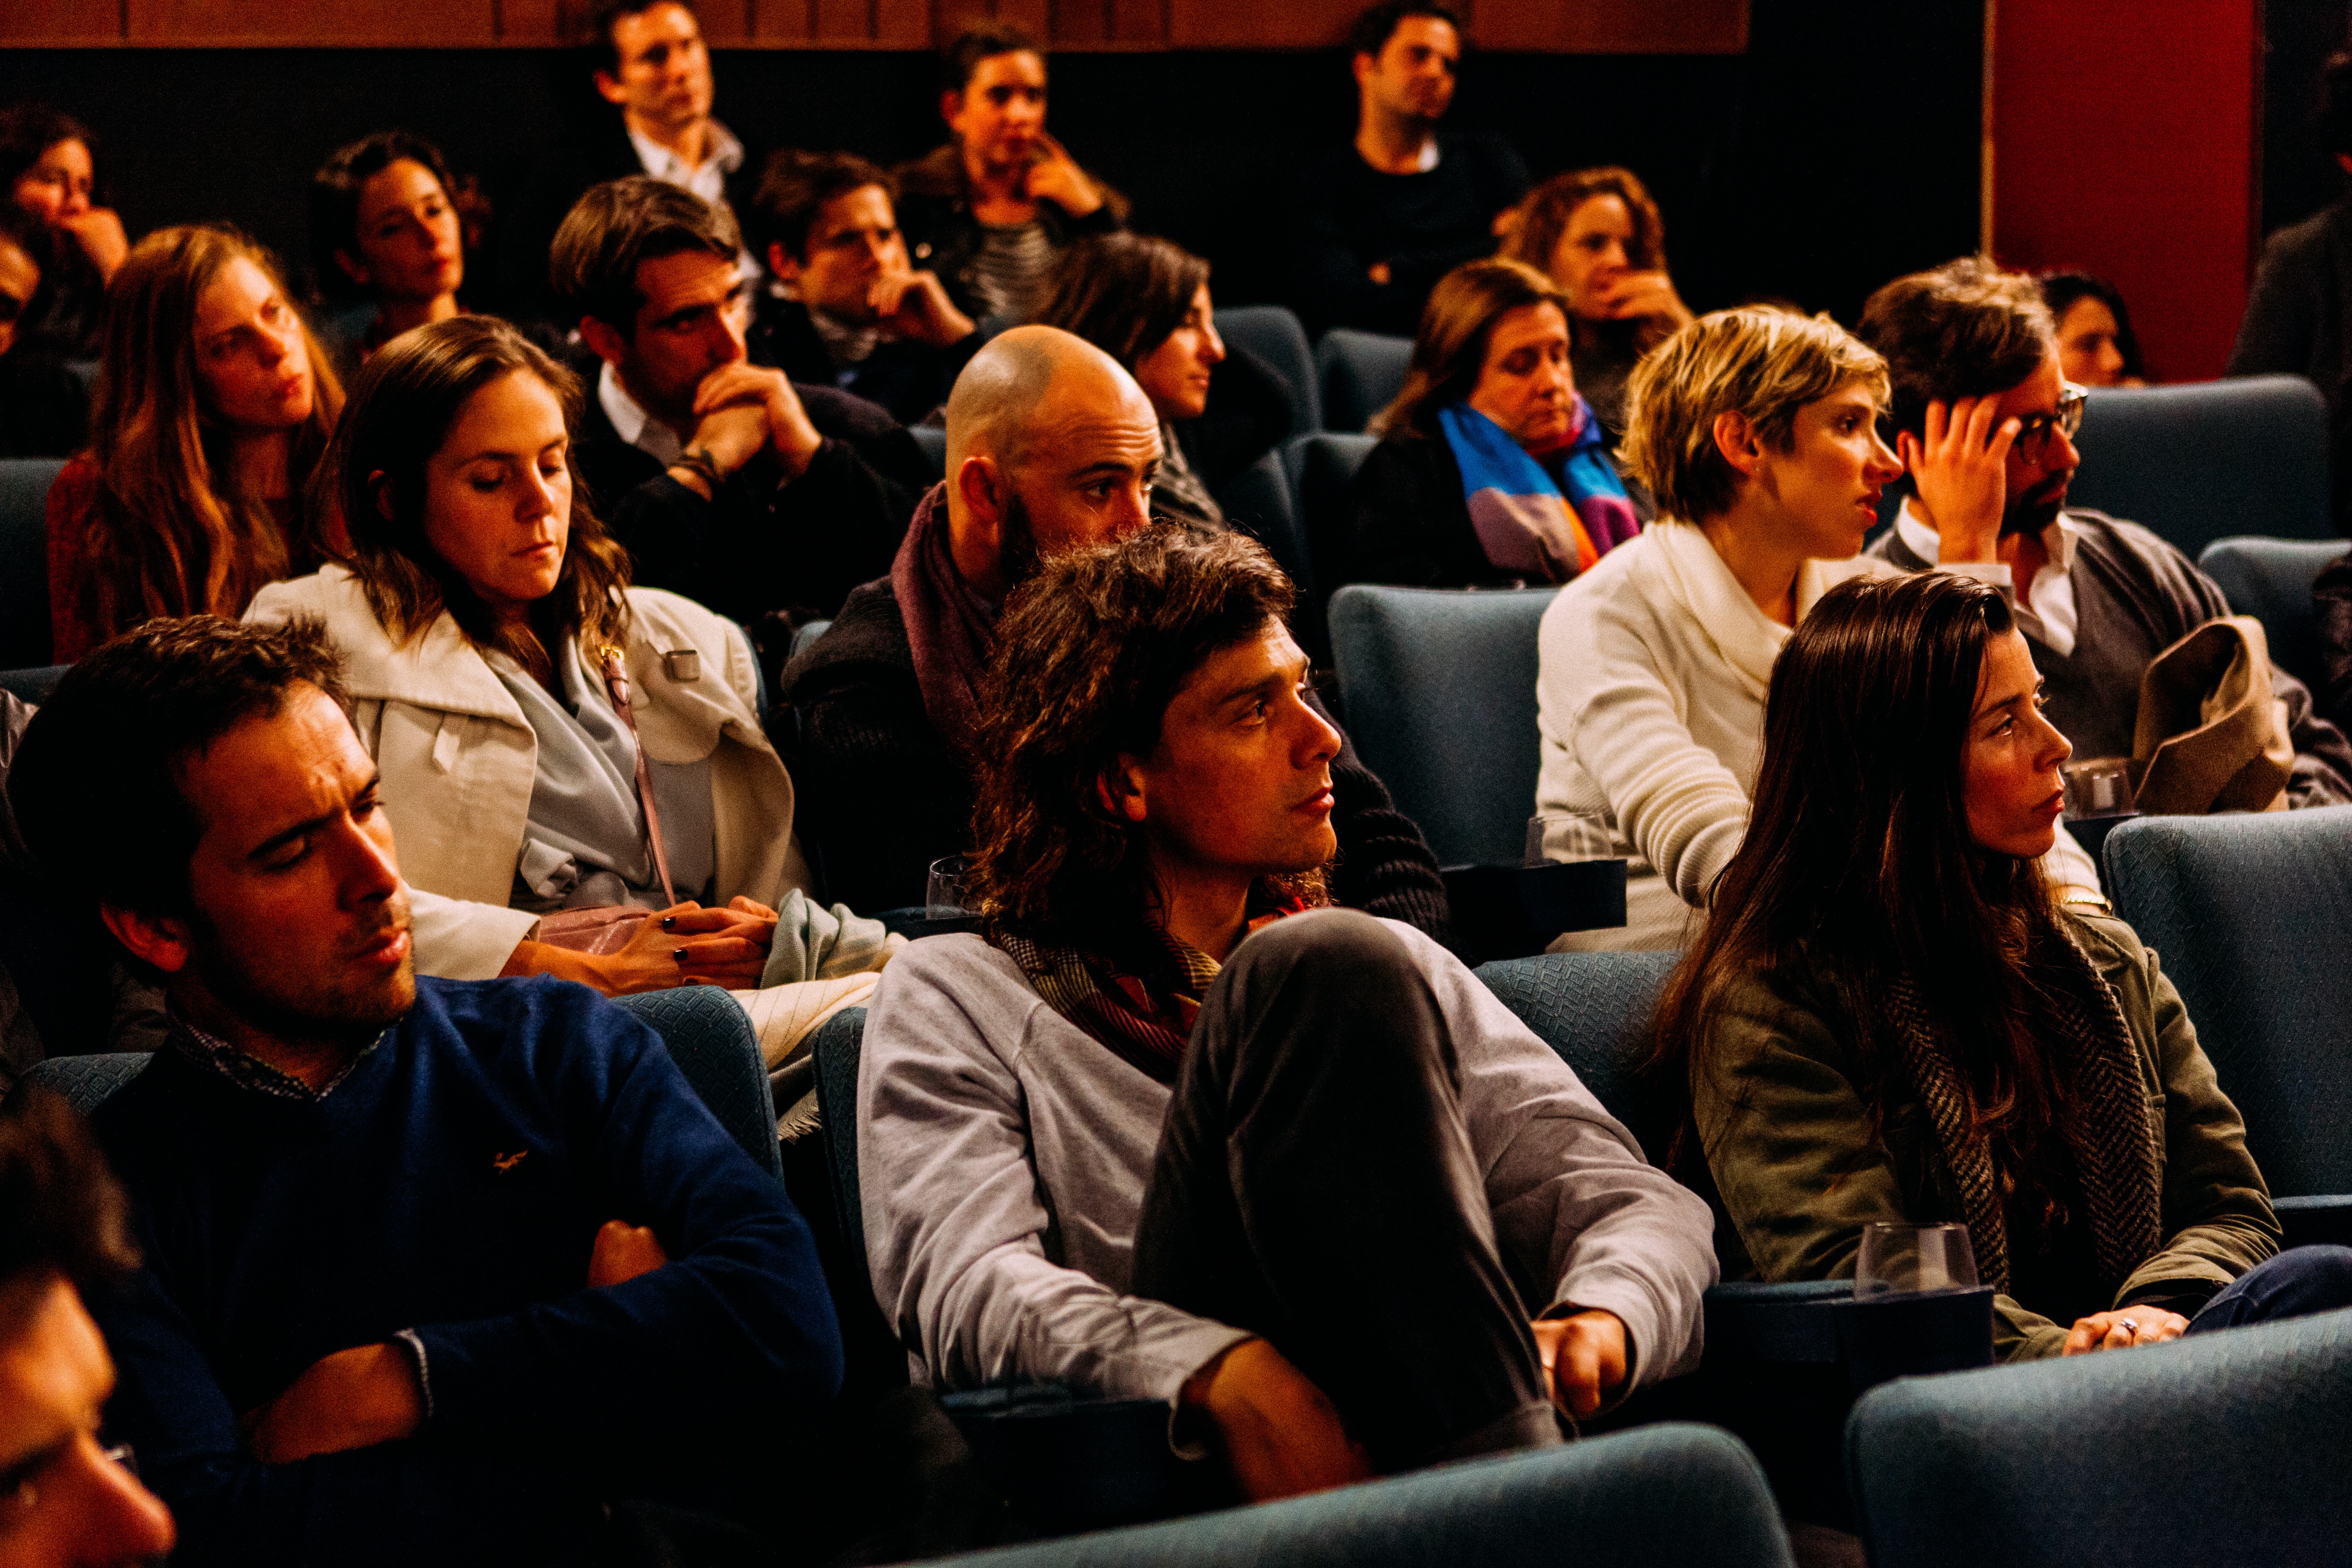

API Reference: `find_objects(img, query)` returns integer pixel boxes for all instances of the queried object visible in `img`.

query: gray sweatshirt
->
[858,913,1718,1408]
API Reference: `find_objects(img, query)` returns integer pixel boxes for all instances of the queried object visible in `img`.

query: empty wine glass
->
[1854,1222,1980,1298]
[926,855,974,919]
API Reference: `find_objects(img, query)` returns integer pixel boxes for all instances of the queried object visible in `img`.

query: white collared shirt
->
[627,116,743,210]
[1893,495,2083,657]
[598,361,683,469]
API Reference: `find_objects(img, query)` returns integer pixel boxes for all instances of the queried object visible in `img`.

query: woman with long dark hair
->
[0,103,126,359]
[45,224,344,660]
[1656,571,2352,1361]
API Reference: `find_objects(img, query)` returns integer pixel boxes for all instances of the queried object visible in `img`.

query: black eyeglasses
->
[2014,383,2088,465]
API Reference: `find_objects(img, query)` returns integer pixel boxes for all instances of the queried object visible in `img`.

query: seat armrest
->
[2275,1194,2352,1250]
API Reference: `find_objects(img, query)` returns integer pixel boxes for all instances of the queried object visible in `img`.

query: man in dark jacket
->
[748,149,984,427]
[782,325,1455,946]
[892,22,1127,326]
[554,178,926,636]
[1288,2,1528,338]
[6,617,844,1567]
[488,0,761,326]
[1862,256,2352,807]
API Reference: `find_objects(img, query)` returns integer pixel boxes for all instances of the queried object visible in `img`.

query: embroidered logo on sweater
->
[491,1150,530,1173]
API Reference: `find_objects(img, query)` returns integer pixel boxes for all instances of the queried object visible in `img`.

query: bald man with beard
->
[781,326,1455,942]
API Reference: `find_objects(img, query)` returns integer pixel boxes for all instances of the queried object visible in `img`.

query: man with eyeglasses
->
[0,1088,177,1568]
[1860,256,2352,807]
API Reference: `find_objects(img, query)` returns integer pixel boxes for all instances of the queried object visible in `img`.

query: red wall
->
[1990,0,2261,382]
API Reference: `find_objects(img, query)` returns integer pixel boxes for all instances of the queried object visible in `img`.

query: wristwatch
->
[671,446,724,490]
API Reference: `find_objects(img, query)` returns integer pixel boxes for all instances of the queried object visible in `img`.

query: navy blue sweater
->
[90,977,845,1567]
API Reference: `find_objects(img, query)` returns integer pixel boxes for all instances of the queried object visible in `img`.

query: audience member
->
[1034,232,1291,532]
[309,131,467,379]
[5,614,845,1564]
[784,325,1455,935]
[491,0,758,322]
[1861,256,2352,807]
[2230,46,2352,525]
[1289,2,1528,337]
[2320,549,2352,730]
[749,149,980,426]
[1534,307,2102,951]
[892,23,1128,327]
[0,104,126,360]
[1500,167,1694,439]
[861,525,1715,1498]
[0,204,89,458]
[1344,258,1641,590]
[1658,570,2352,1360]
[0,1088,178,1568]
[45,224,344,662]
[553,178,921,632]
[245,315,894,1044]
[2039,269,2145,387]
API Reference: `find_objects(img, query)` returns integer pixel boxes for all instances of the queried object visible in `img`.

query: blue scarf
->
[1438,397,1640,581]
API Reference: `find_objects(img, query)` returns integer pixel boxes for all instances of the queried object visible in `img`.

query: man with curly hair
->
[856,524,1715,1502]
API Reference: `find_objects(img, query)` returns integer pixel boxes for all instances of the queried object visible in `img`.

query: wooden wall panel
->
[1165,0,1358,48]
[126,0,495,44]
[1478,0,1746,54]
[871,0,929,45]
[1109,0,1160,45]
[0,0,121,46]
[498,0,565,46]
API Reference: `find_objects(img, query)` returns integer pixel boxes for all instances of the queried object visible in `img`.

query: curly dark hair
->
[969,526,1318,944]
[1856,255,2054,441]
[309,129,462,304]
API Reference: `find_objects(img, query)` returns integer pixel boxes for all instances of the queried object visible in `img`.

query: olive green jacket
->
[1692,908,2279,1360]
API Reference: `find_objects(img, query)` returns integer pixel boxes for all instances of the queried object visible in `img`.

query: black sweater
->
[1287,131,1529,338]
[779,576,1458,948]
[750,295,982,429]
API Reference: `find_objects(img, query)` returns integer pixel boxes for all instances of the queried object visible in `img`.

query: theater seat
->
[14,1052,151,1112]
[1327,584,1558,866]
[909,423,947,482]
[0,458,64,669]
[789,619,832,662]
[0,666,67,706]
[1213,305,1320,438]
[1475,951,1680,1161]
[2070,377,2334,559]
[1283,432,1378,610]
[1315,329,1413,433]
[1847,1306,2352,1568]
[1215,449,1326,662]
[2103,807,2352,1244]
[2195,534,2346,690]
[613,987,782,1180]
[922,1424,1795,1568]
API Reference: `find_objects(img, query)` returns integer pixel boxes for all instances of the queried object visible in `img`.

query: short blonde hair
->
[1622,307,1888,524]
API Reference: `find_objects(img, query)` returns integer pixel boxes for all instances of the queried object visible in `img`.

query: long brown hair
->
[1034,234,1210,371]
[1501,166,1673,341]
[330,315,631,676]
[1651,574,2076,1219]
[1373,257,1570,438]
[968,526,1321,945]
[78,225,344,640]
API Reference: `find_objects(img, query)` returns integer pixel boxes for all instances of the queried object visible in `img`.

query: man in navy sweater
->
[6,616,845,1566]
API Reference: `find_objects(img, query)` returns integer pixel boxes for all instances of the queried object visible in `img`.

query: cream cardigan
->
[1535,523,2097,950]
[248,566,810,978]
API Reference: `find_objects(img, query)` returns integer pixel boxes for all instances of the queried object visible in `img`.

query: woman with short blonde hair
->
[1531,306,2102,950]
[44,224,344,659]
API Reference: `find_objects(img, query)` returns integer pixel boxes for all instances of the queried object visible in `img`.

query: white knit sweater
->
[1535,523,2097,949]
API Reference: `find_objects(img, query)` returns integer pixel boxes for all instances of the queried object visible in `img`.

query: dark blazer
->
[488,113,763,330]
[889,144,1128,323]
[781,575,1457,948]
[568,359,927,634]
[749,294,981,428]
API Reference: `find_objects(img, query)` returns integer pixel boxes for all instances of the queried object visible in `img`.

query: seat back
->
[925,1424,1792,1568]
[2102,807,2352,1196]
[908,423,948,482]
[1315,329,1413,433]
[1284,431,1378,616]
[612,988,783,1179]
[2070,377,2333,558]
[812,1003,869,1262]
[2195,534,2344,689]
[1327,584,1558,866]
[14,1052,152,1114]
[1474,951,1680,1161]
[1848,1306,2352,1568]
[0,459,64,669]
[1216,448,1326,662]
[789,618,833,662]
[1213,305,1320,438]
[0,666,67,706]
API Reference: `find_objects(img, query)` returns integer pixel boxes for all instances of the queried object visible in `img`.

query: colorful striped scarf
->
[1439,395,1641,582]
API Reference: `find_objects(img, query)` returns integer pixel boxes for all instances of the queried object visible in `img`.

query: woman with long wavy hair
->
[1654,570,2352,1361]
[44,224,344,660]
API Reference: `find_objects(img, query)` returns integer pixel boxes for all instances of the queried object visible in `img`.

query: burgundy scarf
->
[891,481,1000,759]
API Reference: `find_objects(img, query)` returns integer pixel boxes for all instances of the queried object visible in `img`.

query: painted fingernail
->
[661,915,677,931]
[672,948,689,962]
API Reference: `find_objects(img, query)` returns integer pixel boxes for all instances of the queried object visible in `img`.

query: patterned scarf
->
[891,481,1000,759]
[1438,396,1641,583]
[991,890,1305,1083]
[1878,925,2162,1295]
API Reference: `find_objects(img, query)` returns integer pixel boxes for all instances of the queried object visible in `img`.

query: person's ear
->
[940,88,965,131]
[954,453,1007,541]
[1710,410,1766,478]
[1099,755,1149,825]
[593,69,628,107]
[767,242,802,286]
[1895,428,1922,473]
[100,901,195,977]
[368,468,398,524]
[578,315,630,370]
[1351,51,1376,91]
[332,248,372,289]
